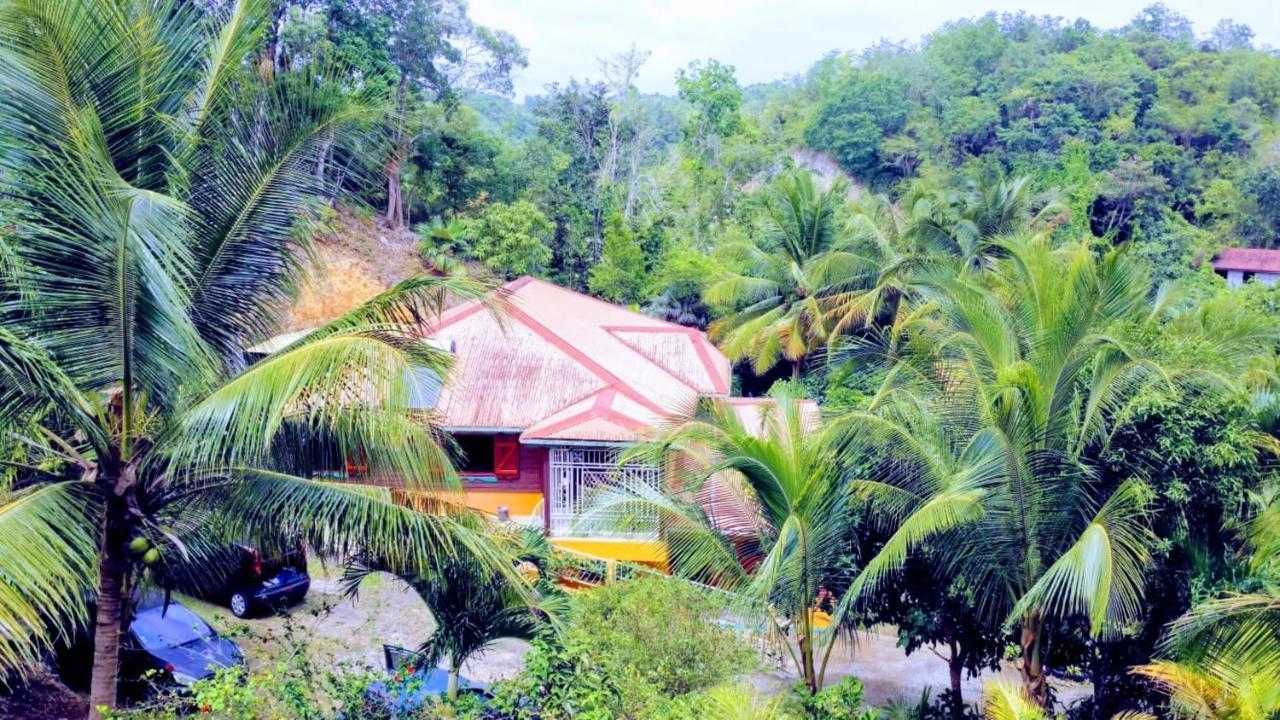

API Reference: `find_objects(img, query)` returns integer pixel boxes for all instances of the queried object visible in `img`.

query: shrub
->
[569,576,756,701]
[487,576,756,718]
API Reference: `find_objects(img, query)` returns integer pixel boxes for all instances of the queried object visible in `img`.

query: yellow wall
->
[550,537,668,567]
[461,491,543,516]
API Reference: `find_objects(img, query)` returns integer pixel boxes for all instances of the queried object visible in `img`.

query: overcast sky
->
[466,0,1280,99]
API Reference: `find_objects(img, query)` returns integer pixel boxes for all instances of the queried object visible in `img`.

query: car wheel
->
[229,591,252,618]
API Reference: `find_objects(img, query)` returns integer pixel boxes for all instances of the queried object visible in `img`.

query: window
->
[453,434,519,478]
[454,434,494,474]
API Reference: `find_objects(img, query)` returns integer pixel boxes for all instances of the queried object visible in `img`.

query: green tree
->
[677,59,744,146]
[805,71,911,180]
[464,200,554,277]
[589,214,648,304]
[589,384,857,694]
[1134,484,1280,720]
[705,171,855,378]
[0,2,511,714]
[322,0,526,228]
[831,236,1263,704]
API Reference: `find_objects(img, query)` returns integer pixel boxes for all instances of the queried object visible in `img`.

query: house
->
[1209,248,1280,287]
[422,276,742,565]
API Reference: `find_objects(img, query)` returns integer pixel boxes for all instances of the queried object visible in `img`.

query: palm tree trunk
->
[1019,611,1048,707]
[799,610,817,694]
[447,659,461,700]
[88,499,129,719]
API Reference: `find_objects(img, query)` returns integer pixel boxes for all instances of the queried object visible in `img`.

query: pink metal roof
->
[428,277,731,442]
[1211,248,1280,274]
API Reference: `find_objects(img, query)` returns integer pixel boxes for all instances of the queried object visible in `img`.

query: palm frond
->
[211,470,514,583]
[1010,480,1152,638]
[983,679,1048,720]
[161,330,455,489]
[0,482,100,682]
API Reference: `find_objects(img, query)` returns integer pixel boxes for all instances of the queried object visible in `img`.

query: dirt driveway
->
[179,561,531,684]
[183,562,1088,710]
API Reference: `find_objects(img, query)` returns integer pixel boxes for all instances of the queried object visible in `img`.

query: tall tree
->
[323,0,525,228]
[586,384,857,694]
[0,2,512,714]
[830,236,1264,704]
[705,170,856,379]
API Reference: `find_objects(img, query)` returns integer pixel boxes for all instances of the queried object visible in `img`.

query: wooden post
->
[605,559,617,584]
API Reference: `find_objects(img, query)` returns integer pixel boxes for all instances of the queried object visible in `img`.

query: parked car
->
[218,541,310,618]
[124,601,246,689]
[56,598,244,697]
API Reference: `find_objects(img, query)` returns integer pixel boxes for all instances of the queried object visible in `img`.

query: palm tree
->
[1133,485,1280,720]
[0,2,510,715]
[704,170,859,378]
[829,236,1245,704]
[822,177,1063,336]
[341,529,566,699]
[821,189,964,336]
[588,384,856,693]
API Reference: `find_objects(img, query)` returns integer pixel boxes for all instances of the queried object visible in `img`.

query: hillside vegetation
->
[296,5,1278,334]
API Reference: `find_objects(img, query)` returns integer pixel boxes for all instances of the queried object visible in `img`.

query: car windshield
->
[131,605,215,649]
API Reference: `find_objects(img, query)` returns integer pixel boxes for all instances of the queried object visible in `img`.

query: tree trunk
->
[447,660,461,700]
[1019,612,1048,707]
[385,79,409,229]
[948,637,964,717]
[88,500,129,719]
[799,611,817,694]
[385,161,403,228]
[791,356,804,382]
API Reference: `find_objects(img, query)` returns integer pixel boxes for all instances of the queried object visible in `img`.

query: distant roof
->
[1211,248,1280,274]
[427,276,731,443]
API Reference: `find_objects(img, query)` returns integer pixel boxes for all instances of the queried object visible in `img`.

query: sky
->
[466,0,1280,99]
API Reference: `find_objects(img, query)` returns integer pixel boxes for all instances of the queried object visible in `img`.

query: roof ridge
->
[515,275,700,332]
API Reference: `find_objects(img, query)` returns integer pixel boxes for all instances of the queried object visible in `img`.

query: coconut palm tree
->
[828,235,1254,705]
[586,384,856,694]
[822,177,1063,336]
[820,188,965,336]
[1133,485,1280,720]
[341,528,566,699]
[0,1,510,715]
[704,170,859,378]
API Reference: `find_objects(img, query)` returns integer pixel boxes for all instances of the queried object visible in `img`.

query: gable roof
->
[427,276,731,443]
[1211,248,1280,274]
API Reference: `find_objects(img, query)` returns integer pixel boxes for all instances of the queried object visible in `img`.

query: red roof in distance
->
[1211,248,1280,274]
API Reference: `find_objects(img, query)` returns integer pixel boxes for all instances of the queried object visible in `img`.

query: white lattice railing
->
[548,446,660,538]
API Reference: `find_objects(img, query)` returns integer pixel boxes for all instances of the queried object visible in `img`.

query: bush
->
[487,576,756,718]
[776,677,879,720]
[569,576,756,700]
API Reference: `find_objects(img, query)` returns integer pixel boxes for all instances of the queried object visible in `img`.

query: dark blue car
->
[57,598,245,697]
[124,602,245,689]
[222,542,310,618]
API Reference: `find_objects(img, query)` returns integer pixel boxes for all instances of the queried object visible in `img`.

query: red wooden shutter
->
[494,436,519,479]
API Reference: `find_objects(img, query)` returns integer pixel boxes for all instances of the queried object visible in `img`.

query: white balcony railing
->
[548,446,660,538]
